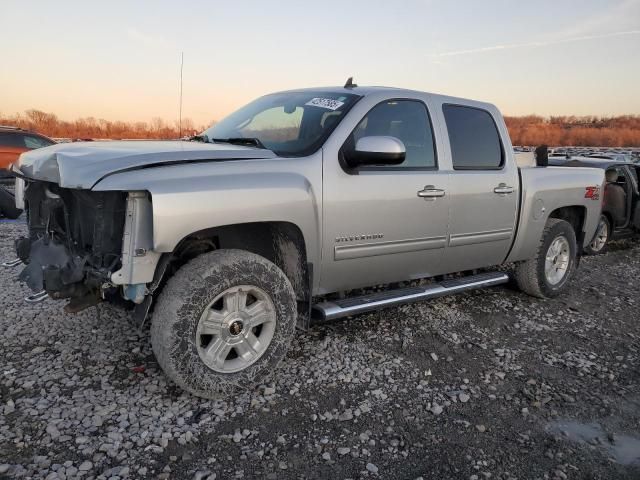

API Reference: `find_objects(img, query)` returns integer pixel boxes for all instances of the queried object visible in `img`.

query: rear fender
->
[506,166,604,263]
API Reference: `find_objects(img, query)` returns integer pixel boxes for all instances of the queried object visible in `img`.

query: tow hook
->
[25,291,48,303]
[2,259,22,268]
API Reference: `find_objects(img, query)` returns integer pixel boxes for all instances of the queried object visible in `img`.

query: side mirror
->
[535,145,548,167]
[346,136,406,168]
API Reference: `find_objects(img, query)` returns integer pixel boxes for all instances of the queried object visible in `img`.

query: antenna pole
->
[179,51,184,138]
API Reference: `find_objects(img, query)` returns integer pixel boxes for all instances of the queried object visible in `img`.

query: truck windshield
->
[201,91,360,157]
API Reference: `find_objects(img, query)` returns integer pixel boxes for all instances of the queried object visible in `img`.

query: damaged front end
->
[16,181,128,311]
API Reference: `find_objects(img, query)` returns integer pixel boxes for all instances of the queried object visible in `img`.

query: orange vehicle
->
[0,126,55,175]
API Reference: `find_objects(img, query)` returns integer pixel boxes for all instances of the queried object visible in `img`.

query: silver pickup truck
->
[11,84,604,398]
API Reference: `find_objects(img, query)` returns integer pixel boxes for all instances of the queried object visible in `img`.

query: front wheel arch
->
[146,221,312,329]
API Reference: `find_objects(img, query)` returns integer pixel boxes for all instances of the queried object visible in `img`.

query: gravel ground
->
[1,219,639,480]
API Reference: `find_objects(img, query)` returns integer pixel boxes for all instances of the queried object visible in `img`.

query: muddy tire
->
[0,186,22,219]
[584,214,610,255]
[514,218,577,299]
[151,249,297,399]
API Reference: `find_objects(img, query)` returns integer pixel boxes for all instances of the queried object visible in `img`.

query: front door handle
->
[417,185,446,200]
[494,183,514,195]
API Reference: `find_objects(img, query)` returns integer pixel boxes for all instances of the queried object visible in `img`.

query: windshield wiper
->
[211,137,267,149]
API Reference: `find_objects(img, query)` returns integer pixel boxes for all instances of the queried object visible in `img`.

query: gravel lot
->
[1,219,639,480]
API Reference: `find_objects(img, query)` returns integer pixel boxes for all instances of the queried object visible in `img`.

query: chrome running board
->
[313,272,509,321]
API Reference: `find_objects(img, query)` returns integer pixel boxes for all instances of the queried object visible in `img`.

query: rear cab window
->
[443,104,504,170]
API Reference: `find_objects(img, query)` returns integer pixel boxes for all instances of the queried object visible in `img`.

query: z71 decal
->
[584,186,600,200]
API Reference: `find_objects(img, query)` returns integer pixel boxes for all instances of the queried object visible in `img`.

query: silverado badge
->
[335,233,384,243]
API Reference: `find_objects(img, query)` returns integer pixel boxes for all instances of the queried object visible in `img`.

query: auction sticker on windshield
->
[305,98,345,110]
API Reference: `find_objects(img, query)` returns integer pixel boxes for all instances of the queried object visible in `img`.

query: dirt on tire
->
[151,249,297,399]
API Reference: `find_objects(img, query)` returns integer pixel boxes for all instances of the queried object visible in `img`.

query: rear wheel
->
[514,218,577,298]
[584,214,610,255]
[151,249,297,399]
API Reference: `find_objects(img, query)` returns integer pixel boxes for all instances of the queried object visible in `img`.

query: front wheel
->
[151,249,297,399]
[514,218,577,298]
[584,214,610,255]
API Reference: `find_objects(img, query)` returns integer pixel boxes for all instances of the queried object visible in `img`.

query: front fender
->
[92,158,322,272]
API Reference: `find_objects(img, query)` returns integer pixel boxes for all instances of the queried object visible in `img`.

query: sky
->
[1,0,639,126]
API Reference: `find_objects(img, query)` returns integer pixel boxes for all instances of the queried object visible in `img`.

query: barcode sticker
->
[305,98,344,110]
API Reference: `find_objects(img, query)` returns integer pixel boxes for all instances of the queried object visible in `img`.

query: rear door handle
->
[417,185,446,200]
[494,183,514,195]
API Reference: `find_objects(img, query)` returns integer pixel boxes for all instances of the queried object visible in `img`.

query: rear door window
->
[443,105,503,170]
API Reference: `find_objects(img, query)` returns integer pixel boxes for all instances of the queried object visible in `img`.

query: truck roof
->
[278,85,497,111]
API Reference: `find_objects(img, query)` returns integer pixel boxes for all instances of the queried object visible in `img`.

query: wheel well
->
[548,206,586,249]
[159,222,311,329]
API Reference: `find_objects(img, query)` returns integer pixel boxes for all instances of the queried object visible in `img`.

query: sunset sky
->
[1,0,639,127]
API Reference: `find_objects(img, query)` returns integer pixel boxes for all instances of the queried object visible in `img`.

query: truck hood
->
[16,140,276,189]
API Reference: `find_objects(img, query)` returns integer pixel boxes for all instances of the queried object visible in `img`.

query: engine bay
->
[16,181,126,310]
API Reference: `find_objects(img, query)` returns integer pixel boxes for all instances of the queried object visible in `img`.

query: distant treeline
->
[504,115,640,147]
[0,110,209,140]
[2,109,640,146]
